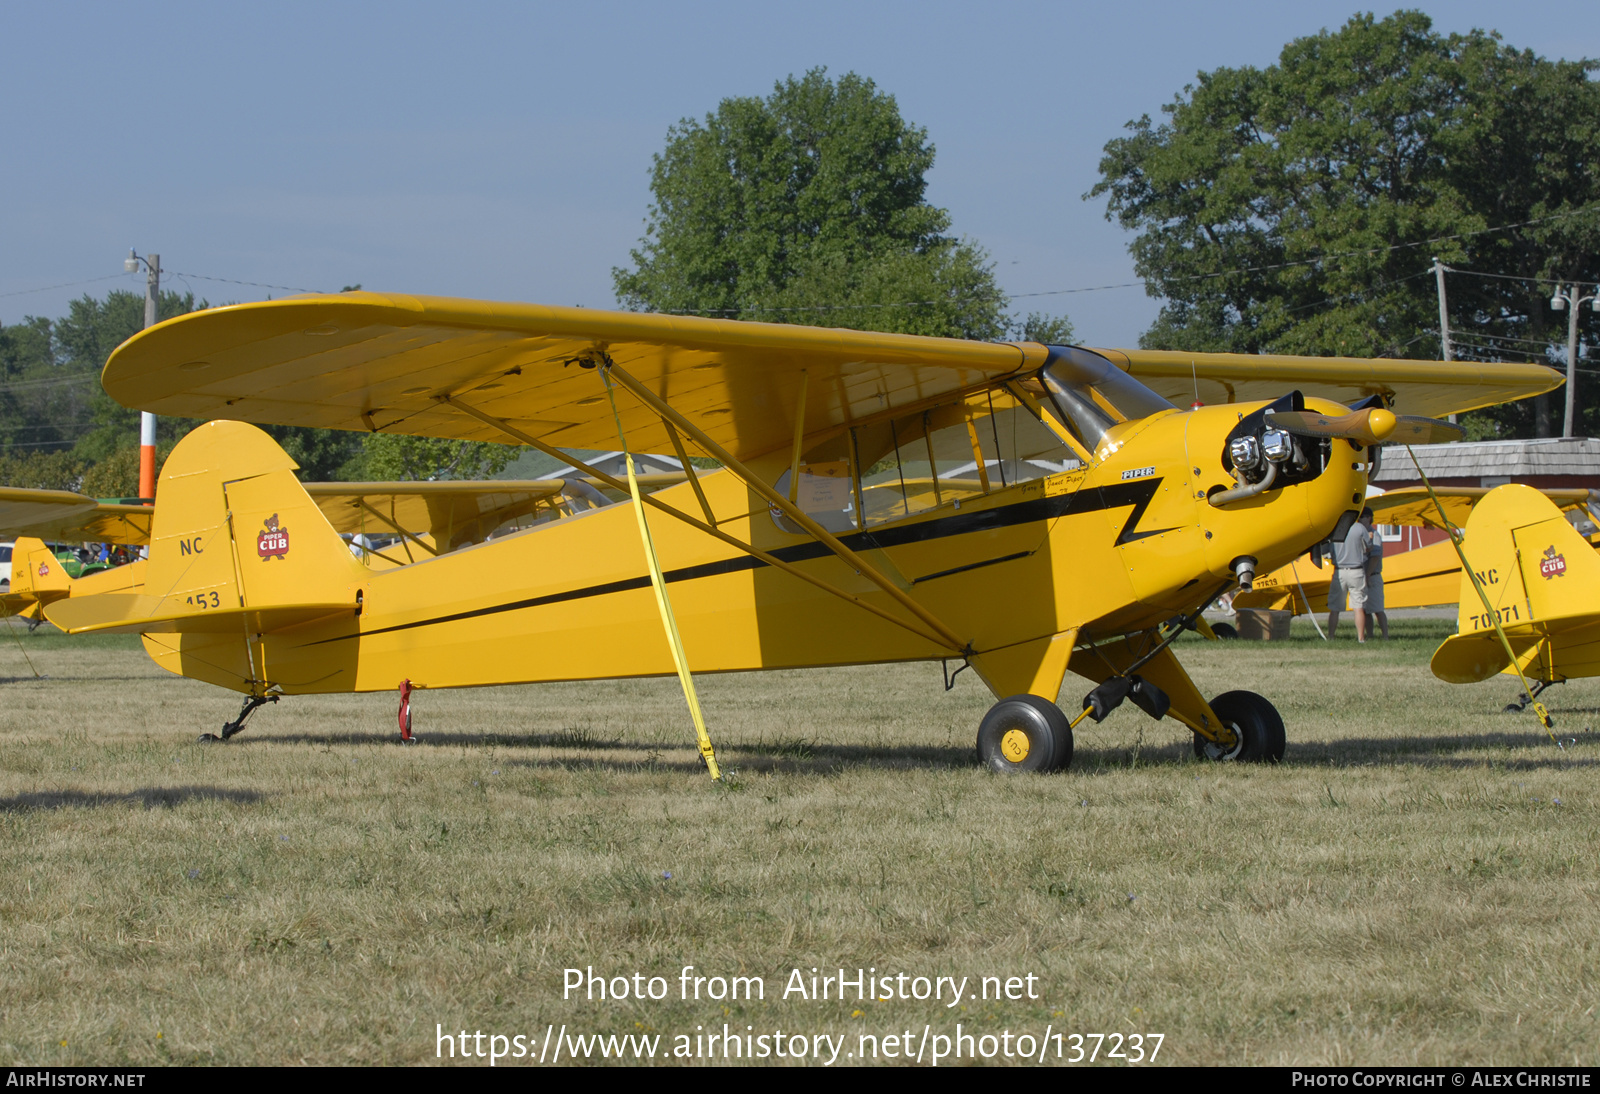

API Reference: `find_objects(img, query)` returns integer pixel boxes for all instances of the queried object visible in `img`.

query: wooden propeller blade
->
[1265,408,1397,446]
[1384,415,1466,445]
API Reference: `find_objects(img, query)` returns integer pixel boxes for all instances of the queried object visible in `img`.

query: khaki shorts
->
[1335,567,1368,610]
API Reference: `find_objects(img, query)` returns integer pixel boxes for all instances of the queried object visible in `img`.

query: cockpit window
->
[1039,345,1175,456]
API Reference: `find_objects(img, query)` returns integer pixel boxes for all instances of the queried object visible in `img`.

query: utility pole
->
[124,250,160,501]
[1432,258,1457,425]
[1551,283,1599,439]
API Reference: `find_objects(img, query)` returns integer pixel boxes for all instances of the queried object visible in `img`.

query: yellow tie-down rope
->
[601,367,722,780]
[1406,445,1560,745]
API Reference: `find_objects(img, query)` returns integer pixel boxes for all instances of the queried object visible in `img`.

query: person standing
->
[1363,509,1389,641]
[1327,508,1374,641]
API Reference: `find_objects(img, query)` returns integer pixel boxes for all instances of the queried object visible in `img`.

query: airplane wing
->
[304,480,567,553]
[102,294,1047,461]
[0,487,153,545]
[1368,486,1592,531]
[101,294,1559,460]
[1100,349,1562,418]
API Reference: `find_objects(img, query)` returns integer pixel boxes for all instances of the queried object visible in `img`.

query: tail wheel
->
[977,695,1073,774]
[1194,690,1285,763]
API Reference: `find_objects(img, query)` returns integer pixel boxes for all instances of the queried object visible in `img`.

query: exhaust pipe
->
[1207,459,1277,508]
[1232,556,1258,592]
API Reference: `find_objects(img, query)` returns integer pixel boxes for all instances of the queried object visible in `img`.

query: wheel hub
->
[1000,728,1030,763]
[1198,721,1245,761]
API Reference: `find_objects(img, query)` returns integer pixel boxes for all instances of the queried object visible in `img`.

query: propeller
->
[1383,415,1465,445]
[1265,407,1397,446]
[1265,408,1465,447]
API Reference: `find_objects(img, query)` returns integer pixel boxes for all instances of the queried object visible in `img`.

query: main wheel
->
[1211,622,1238,639]
[977,695,1073,774]
[1193,690,1286,763]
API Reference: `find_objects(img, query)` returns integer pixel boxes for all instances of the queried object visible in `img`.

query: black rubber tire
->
[1211,622,1238,639]
[1193,690,1286,763]
[977,695,1073,774]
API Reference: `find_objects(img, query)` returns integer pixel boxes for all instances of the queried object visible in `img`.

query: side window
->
[772,390,1083,534]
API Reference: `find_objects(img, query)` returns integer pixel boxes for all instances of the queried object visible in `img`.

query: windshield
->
[1038,346,1175,456]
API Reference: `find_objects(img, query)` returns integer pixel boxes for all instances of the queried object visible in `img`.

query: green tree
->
[347,434,515,482]
[1090,11,1600,436]
[56,289,208,461]
[614,69,1018,341]
[0,315,84,456]
[1010,312,1076,345]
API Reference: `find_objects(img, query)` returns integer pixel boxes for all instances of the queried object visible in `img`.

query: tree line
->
[0,290,514,493]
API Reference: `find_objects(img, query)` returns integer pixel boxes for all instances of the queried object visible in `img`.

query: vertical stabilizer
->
[143,420,366,614]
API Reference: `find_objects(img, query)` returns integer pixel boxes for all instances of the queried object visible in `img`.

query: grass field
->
[0,617,1596,1067]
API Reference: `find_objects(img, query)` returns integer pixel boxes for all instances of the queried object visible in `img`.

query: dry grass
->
[0,618,1596,1066]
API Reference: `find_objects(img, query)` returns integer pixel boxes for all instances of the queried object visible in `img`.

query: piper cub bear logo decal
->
[257,514,289,561]
[1539,545,1567,580]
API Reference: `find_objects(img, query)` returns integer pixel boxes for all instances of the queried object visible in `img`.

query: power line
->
[1444,265,1598,290]
[166,271,327,295]
[0,273,128,301]
[0,373,100,393]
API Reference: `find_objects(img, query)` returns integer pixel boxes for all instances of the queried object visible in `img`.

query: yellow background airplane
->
[0,489,153,623]
[1432,484,1600,712]
[45,294,1558,771]
[1234,487,1600,618]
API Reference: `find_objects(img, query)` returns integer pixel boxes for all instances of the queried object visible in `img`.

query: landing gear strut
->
[199,693,278,742]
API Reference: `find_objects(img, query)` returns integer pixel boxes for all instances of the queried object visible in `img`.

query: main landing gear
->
[975,686,1286,772]
[198,693,278,742]
[1192,690,1285,763]
[977,695,1074,774]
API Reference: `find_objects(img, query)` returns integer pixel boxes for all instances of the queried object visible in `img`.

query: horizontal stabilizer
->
[46,592,356,636]
[1430,631,1516,683]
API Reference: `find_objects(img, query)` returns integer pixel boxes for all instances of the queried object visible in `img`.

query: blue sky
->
[2,1,1596,347]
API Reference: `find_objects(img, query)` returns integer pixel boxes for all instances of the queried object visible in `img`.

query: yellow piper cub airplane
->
[1233,487,1600,618]
[47,294,1557,771]
[1432,484,1600,713]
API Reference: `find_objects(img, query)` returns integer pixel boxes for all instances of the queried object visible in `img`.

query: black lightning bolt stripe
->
[307,478,1166,643]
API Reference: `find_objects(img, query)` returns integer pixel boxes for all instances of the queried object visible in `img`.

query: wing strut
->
[598,368,721,780]
[1406,445,1561,743]
[355,500,440,557]
[602,363,972,655]
[438,396,961,652]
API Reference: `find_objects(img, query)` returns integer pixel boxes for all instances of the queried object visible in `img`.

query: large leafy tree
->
[1090,11,1600,436]
[614,68,1052,342]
